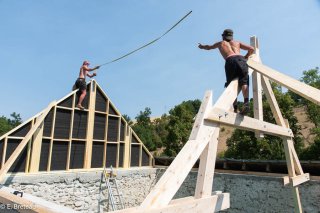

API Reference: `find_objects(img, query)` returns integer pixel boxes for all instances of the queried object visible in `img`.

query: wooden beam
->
[206,108,293,137]
[140,91,217,209]
[292,187,303,213]
[123,123,130,168]
[0,186,77,213]
[247,60,320,106]
[195,125,220,198]
[112,193,230,213]
[84,81,96,169]
[250,36,264,138]
[0,101,55,181]
[292,174,310,187]
[28,122,44,173]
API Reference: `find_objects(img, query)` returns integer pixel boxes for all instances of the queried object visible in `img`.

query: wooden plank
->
[0,102,55,181]
[247,60,320,106]
[1,138,8,168]
[252,71,264,138]
[84,81,96,169]
[282,139,295,177]
[206,108,293,137]
[261,76,287,127]
[291,173,310,187]
[292,187,303,213]
[47,106,57,172]
[28,123,44,173]
[140,91,216,209]
[123,124,130,168]
[195,126,220,198]
[0,186,77,213]
[0,190,50,213]
[112,193,230,213]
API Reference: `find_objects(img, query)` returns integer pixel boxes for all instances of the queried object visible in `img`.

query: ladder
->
[99,166,125,212]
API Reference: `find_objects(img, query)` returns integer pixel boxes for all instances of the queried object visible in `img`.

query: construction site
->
[1,1,320,213]
[0,36,319,212]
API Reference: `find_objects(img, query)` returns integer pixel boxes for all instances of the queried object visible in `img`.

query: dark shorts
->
[74,78,86,91]
[224,55,249,87]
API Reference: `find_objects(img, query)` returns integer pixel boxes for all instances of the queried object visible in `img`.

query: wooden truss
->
[0,81,153,181]
[109,36,312,213]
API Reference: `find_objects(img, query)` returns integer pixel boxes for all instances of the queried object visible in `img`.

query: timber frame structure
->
[0,36,317,212]
[0,81,153,180]
[110,36,313,213]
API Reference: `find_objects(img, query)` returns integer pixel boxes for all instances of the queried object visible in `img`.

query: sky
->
[0,0,320,121]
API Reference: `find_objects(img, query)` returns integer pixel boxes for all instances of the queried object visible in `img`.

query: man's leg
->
[240,84,249,114]
[77,90,86,109]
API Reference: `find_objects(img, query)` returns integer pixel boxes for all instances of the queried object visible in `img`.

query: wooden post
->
[250,36,264,138]
[28,122,44,173]
[123,123,131,168]
[84,80,96,169]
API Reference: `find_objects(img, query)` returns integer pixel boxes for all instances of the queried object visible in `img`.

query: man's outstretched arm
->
[198,42,219,50]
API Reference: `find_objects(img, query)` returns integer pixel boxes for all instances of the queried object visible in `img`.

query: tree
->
[122,114,133,126]
[0,113,22,136]
[291,67,320,160]
[132,107,162,151]
[164,100,201,156]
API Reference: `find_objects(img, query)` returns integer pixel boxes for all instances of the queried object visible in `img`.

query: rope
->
[98,10,192,67]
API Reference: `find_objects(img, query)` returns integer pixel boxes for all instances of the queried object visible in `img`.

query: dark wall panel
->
[54,109,71,139]
[69,141,85,169]
[120,120,125,141]
[6,139,27,172]
[73,111,88,139]
[91,142,104,168]
[58,95,73,108]
[131,134,139,144]
[119,143,124,168]
[0,140,3,169]
[39,139,50,171]
[94,114,106,140]
[43,109,54,137]
[130,145,140,167]
[108,104,117,115]
[95,88,107,112]
[106,143,117,167]
[50,141,68,171]
[107,117,119,142]
[10,122,32,137]
[141,148,150,166]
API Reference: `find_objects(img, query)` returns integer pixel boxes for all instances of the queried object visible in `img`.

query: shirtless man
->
[198,29,254,114]
[74,60,100,109]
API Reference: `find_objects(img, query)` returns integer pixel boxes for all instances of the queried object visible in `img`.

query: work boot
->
[240,102,250,115]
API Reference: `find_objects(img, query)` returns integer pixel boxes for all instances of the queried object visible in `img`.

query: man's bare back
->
[199,40,254,60]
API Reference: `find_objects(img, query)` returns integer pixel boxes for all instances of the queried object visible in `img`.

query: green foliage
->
[300,132,320,160]
[0,113,22,136]
[122,114,133,126]
[132,107,162,151]
[164,100,201,156]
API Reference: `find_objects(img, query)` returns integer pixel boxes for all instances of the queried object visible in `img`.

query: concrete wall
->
[1,168,319,213]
